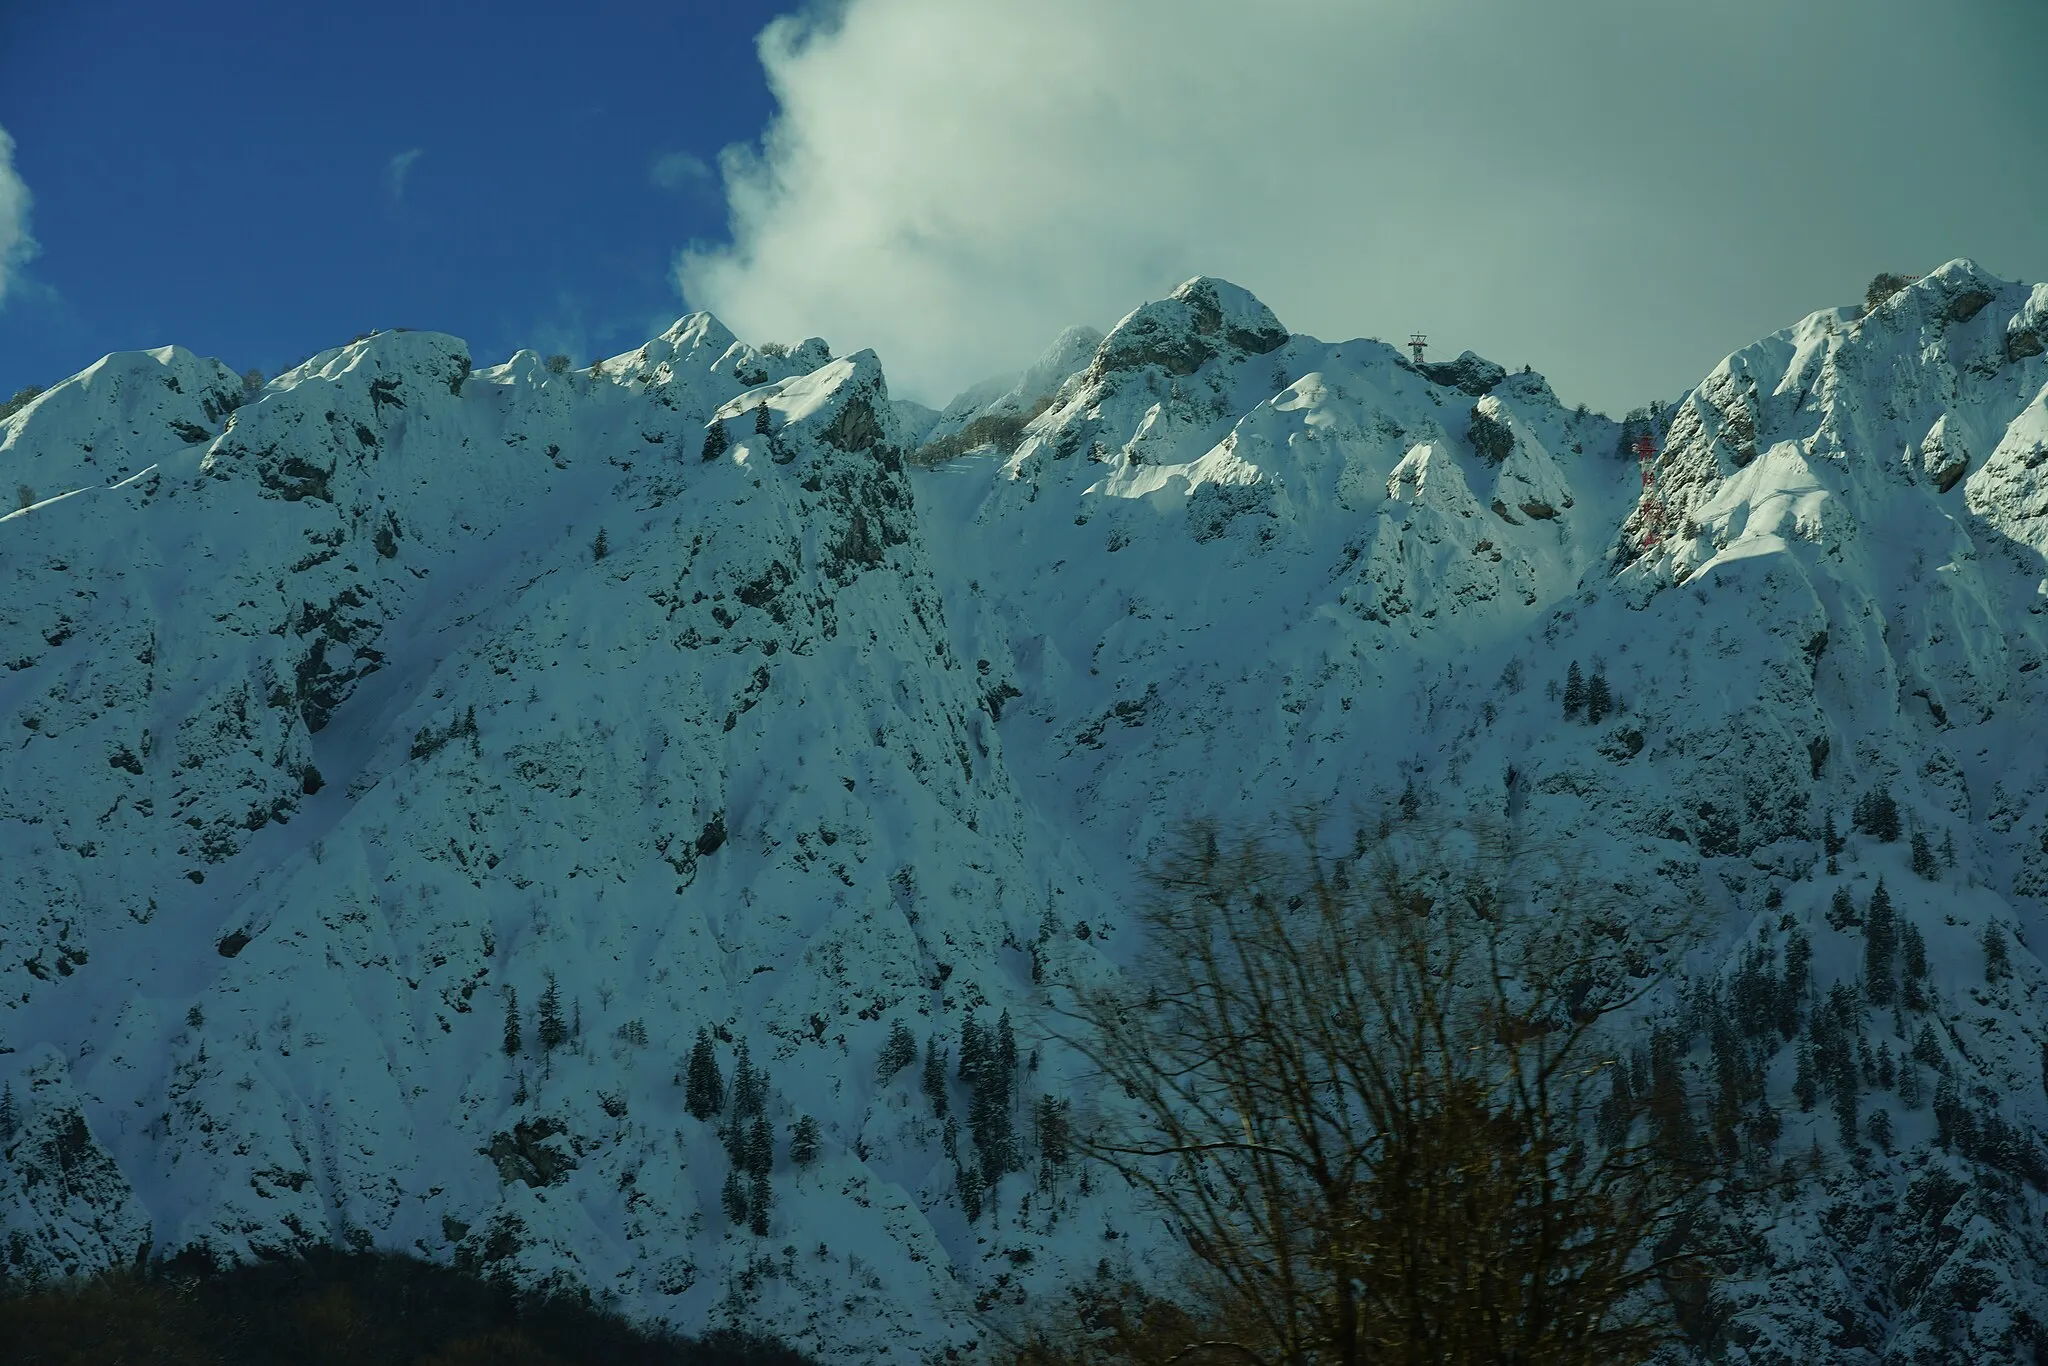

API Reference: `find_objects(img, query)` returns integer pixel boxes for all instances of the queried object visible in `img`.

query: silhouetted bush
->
[1,384,43,422]
[0,1246,818,1366]
[1863,272,1917,315]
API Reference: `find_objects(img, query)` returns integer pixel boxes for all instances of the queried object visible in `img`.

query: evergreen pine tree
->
[1595,1069,1634,1149]
[1901,921,1929,1009]
[724,1113,748,1170]
[877,1019,917,1082]
[1940,829,1957,869]
[1643,1030,1698,1167]
[1585,670,1612,725]
[1823,812,1844,874]
[502,987,523,1057]
[1827,887,1858,930]
[956,1162,985,1223]
[1867,1107,1893,1154]
[1911,1023,1944,1069]
[1779,927,1812,1039]
[591,528,609,561]
[0,1081,16,1141]
[971,1080,1014,1187]
[1034,1095,1070,1170]
[1794,1039,1817,1111]
[1898,1055,1925,1109]
[958,1016,985,1082]
[744,1113,774,1178]
[536,974,567,1069]
[789,1114,822,1168]
[1865,879,1896,1005]
[684,1029,725,1120]
[1932,1073,1964,1150]
[731,1041,763,1118]
[995,1010,1018,1098]
[754,401,772,435]
[1562,661,1585,719]
[1910,831,1938,879]
[721,1167,748,1224]
[1984,922,2012,982]
[748,1171,771,1236]
[700,420,728,463]
[1855,786,1901,842]
[922,1037,948,1116]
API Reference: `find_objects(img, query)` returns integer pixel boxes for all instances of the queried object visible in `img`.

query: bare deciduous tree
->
[1010,818,1713,1366]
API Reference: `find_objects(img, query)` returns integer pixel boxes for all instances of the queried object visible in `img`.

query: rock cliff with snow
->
[5,262,2048,1363]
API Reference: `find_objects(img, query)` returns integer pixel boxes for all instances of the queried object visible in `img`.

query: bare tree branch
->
[1005,814,1720,1366]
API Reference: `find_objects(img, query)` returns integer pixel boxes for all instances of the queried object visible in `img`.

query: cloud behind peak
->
[0,124,39,308]
[677,0,2048,413]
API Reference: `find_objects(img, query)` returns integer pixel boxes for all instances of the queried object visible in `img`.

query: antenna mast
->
[1408,333,1428,364]
[1633,432,1665,548]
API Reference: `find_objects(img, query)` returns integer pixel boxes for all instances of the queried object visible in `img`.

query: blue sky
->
[0,0,792,389]
[4,1,2046,415]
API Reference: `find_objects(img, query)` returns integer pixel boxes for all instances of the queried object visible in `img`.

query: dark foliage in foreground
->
[1004,816,1716,1366]
[0,1246,816,1366]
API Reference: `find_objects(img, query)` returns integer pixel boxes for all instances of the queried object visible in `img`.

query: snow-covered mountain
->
[5,262,2048,1362]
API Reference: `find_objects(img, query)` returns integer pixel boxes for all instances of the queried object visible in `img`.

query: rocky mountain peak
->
[8,262,2048,1360]
[1085,275,1289,383]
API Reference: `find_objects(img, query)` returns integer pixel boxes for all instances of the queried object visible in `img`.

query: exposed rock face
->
[1416,349,1508,395]
[1085,275,1289,382]
[6,259,2048,1361]
[0,1047,152,1281]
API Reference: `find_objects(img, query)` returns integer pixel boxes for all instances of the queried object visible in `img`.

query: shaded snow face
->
[9,261,2048,1361]
[0,320,1115,1354]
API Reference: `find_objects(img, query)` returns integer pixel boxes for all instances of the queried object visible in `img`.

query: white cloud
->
[0,124,38,308]
[679,0,2048,412]
[649,151,711,193]
[385,147,424,203]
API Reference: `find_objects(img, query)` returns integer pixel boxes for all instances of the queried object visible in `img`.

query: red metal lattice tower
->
[1409,333,1428,364]
[1633,432,1665,548]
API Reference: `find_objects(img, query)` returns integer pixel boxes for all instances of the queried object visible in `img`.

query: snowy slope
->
[6,262,2048,1362]
[0,320,1121,1358]
[923,266,2048,1362]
